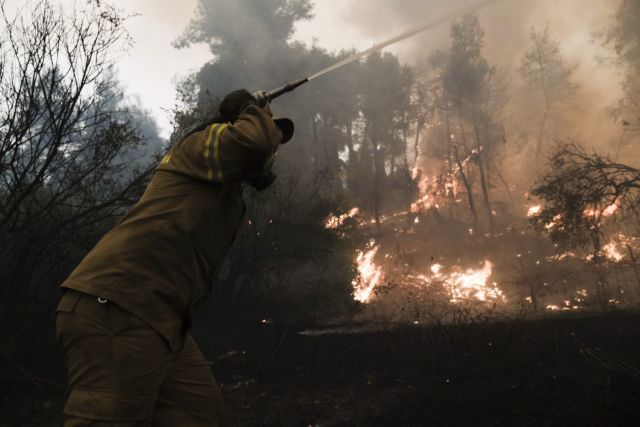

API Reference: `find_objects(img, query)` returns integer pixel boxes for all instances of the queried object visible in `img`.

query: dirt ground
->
[2,311,640,426]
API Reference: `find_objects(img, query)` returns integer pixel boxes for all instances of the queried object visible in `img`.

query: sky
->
[2,0,383,138]
[2,0,624,139]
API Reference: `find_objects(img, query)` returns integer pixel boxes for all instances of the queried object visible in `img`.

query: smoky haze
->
[343,0,624,144]
[167,0,640,320]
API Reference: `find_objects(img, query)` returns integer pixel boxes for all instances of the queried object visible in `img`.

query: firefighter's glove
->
[219,89,257,122]
[247,171,277,192]
[247,153,276,192]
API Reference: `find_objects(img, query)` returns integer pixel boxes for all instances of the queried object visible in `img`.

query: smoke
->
[343,0,616,68]
[343,0,625,153]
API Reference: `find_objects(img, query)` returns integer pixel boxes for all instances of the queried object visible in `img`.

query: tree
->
[519,27,576,162]
[424,14,506,232]
[602,0,640,163]
[0,0,160,305]
[530,144,640,306]
[0,0,161,394]
[174,0,313,105]
[359,52,408,229]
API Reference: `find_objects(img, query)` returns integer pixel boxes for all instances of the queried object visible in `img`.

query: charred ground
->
[4,311,640,426]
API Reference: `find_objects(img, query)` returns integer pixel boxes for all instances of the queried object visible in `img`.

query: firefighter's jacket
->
[61,105,283,349]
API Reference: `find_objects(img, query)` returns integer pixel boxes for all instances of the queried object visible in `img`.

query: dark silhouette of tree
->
[530,144,640,306]
[531,144,640,246]
[0,1,156,299]
[0,0,161,398]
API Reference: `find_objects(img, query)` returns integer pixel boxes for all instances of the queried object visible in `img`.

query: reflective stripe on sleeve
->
[213,124,228,181]
[203,125,216,180]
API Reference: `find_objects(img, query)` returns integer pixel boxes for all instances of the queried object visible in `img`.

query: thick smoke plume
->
[344,0,625,155]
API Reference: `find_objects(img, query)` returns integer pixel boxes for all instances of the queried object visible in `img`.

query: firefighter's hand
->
[246,153,276,191]
[247,171,277,192]
[219,89,257,122]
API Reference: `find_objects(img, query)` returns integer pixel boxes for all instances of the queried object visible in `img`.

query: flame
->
[527,205,542,217]
[583,203,620,218]
[430,261,506,304]
[545,214,562,230]
[409,169,460,213]
[411,194,436,213]
[546,251,577,262]
[325,207,360,229]
[352,242,383,303]
[431,263,443,274]
[602,242,625,262]
[546,289,590,312]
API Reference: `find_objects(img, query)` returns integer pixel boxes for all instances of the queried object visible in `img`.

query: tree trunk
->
[413,117,423,170]
[626,244,640,291]
[445,112,456,220]
[345,121,358,192]
[471,120,494,233]
[311,115,320,170]
[368,123,381,231]
[534,108,549,164]
[453,142,478,230]
[402,117,412,219]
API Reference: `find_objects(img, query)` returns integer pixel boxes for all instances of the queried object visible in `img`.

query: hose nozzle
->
[253,77,309,106]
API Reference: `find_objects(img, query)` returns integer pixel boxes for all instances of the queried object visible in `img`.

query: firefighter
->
[55,89,293,426]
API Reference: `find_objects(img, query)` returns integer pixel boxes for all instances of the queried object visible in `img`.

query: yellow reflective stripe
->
[203,124,217,180]
[160,153,171,165]
[213,124,228,181]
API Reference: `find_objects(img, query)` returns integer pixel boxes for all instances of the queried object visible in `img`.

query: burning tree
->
[530,144,640,306]
[421,13,507,232]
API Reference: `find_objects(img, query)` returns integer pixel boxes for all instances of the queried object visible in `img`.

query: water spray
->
[253,0,501,105]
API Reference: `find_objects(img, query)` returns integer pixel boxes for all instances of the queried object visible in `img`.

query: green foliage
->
[445,14,490,107]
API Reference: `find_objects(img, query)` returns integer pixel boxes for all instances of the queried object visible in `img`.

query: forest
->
[1,0,640,425]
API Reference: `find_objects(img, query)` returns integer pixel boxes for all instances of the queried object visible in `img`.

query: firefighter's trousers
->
[56,289,225,426]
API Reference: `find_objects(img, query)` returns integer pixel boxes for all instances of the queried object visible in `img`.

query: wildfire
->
[584,203,620,218]
[602,242,624,262]
[438,261,506,303]
[411,194,436,213]
[417,261,506,304]
[527,205,542,217]
[544,214,563,230]
[546,251,577,262]
[546,289,589,311]
[410,169,459,213]
[352,242,383,303]
[325,207,360,229]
